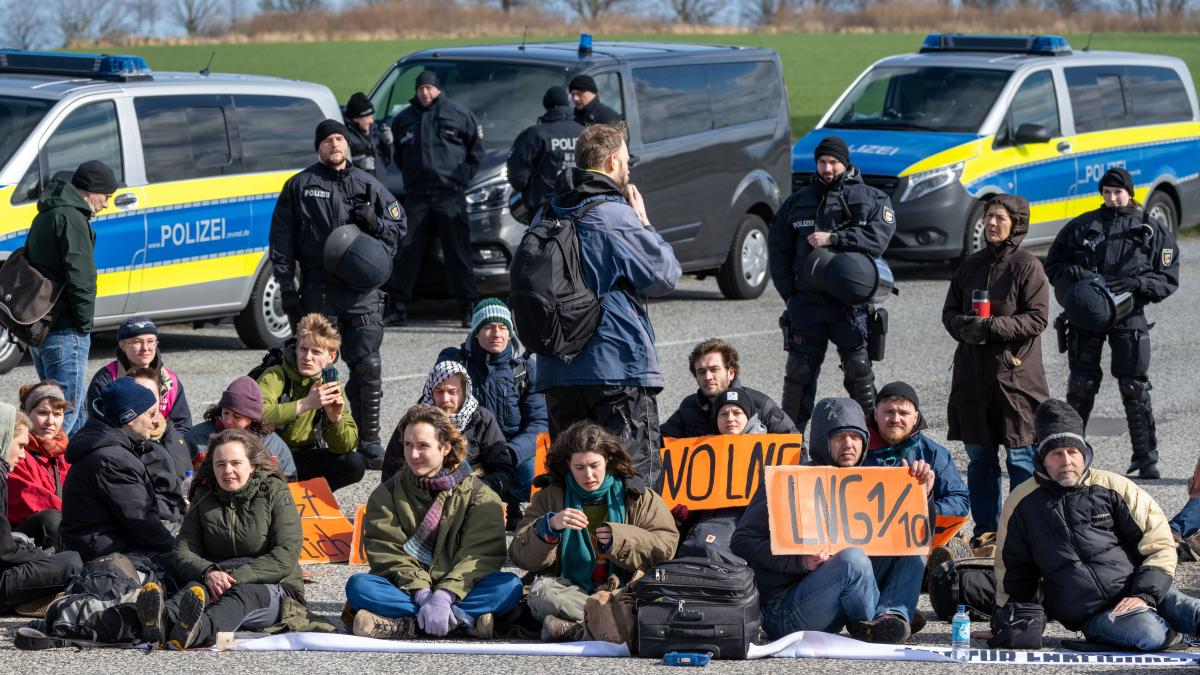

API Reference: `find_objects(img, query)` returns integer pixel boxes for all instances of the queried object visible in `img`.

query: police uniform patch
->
[883,207,895,224]
[388,201,401,220]
[705,534,717,544]
[1162,248,1175,267]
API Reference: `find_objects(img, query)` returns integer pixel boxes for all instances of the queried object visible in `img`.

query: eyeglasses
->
[123,338,158,349]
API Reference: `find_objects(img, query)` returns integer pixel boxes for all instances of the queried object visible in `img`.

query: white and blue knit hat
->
[470,298,514,337]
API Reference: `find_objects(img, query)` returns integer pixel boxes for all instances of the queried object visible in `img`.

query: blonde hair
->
[13,411,32,434]
[296,313,342,352]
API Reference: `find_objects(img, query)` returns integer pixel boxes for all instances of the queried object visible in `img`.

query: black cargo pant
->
[781,298,876,435]
[543,385,663,491]
[387,191,479,309]
[0,549,82,609]
[166,583,285,648]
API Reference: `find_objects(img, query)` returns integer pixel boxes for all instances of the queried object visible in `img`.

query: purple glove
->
[416,589,457,637]
[413,588,432,607]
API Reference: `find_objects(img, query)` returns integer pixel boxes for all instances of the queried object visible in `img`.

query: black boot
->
[352,355,386,470]
[841,347,877,417]
[1124,399,1160,479]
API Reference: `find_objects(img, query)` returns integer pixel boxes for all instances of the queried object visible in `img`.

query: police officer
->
[386,70,484,328]
[767,136,896,433]
[506,86,585,225]
[568,74,622,127]
[343,91,393,179]
[1044,167,1180,479]
[270,119,406,470]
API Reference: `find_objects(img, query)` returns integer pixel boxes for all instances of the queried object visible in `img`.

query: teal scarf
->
[559,473,626,593]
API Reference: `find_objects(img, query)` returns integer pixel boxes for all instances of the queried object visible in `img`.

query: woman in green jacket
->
[142,429,304,650]
[509,421,679,642]
[345,405,522,640]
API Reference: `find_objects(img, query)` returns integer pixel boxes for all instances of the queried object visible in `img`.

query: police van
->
[0,50,341,372]
[367,37,792,300]
[792,34,1200,261]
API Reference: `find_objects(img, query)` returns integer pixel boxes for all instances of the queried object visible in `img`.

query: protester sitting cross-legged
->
[345,405,522,640]
[257,313,364,492]
[187,376,298,482]
[731,397,880,640]
[381,360,515,500]
[6,381,73,549]
[509,421,678,643]
[140,429,331,650]
[1,403,83,614]
[86,316,193,436]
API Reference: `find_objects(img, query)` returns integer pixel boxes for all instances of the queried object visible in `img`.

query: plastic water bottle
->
[180,470,194,505]
[951,604,971,662]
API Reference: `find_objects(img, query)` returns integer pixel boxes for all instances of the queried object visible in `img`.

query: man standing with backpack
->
[510,123,680,489]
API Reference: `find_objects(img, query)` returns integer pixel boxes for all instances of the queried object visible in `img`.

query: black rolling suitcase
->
[635,552,762,659]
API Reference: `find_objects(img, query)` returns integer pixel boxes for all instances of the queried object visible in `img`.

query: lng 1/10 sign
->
[764,465,933,556]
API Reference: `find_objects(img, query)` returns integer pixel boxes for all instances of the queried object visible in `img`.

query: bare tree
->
[171,0,222,34]
[744,0,794,24]
[259,0,322,11]
[668,0,719,23]
[3,1,44,49]
[127,0,161,36]
[564,0,624,20]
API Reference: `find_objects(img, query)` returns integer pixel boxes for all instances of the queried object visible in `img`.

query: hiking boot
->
[352,609,419,640]
[466,612,494,640]
[868,614,912,644]
[1185,532,1200,562]
[340,602,356,629]
[847,619,872,641]
[970,532,997,558]
[541,616,584,642]
[925,544,956,590]
[167,583,208,651]
[910,610,927,635]
[135,581,166,646]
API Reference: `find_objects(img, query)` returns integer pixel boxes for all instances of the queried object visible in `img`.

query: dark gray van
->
[367,39,792,299]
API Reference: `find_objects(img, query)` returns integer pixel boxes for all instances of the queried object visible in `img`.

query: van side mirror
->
[1013,123,1052,145]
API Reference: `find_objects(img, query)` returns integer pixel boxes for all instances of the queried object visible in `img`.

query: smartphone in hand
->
[321,366,338,384]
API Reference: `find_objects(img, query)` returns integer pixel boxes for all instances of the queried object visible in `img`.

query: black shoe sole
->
[135,583,165,645]
[168,586,207,651]
[869,616,912,644]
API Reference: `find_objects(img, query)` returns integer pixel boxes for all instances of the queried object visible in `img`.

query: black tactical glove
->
[1106,276,1142,294]
[281,287,302,324]
[351,200,380,235]
[948,314,970,339]
[960,316,991,345]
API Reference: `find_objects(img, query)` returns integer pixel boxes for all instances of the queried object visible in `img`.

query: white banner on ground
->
[749,630,1200,666]
[231,632,630,657]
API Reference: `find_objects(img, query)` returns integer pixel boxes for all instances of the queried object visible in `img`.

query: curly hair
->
[545,420,637,484]
[397,404,467,471]
[687,338,739,377]
[202,403,274,437]
[194,428,284,497]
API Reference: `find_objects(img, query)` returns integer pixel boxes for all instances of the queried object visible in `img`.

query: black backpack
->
[927,555,997,621]
[0,247,62,347]
[508,202,602,363]
[635,552,763,660]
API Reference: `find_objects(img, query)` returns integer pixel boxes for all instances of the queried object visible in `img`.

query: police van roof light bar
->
[0,50,153,82]
[919,34,1072,56]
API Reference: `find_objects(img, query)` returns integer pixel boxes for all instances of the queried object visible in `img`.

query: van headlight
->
[465,178,510,213]
[900,162,964,203]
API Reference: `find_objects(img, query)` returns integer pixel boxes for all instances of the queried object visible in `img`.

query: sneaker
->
[868,614,912,644]
[466,612,494,640]
[135,581,166,646]
[352,609,419,640]
[167,583,208,651]
[541,616,584,642]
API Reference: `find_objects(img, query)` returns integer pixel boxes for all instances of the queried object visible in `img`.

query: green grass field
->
[111,33,1200,136]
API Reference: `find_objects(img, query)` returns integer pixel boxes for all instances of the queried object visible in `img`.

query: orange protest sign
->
[932,514,968,548]
[299,517,355,563]
[349,504,368,566]
[660,435,804,510]
[765,465,932,557]
[289,478,342,518]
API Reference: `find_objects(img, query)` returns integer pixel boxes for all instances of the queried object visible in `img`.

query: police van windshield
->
[372,60,566,150]
[0,96,53,169]
[826,66,1011,134]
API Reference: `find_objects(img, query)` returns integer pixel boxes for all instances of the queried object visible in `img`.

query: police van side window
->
[592,72,625,117]
[634,65,712,143]
[135,95,236,183]
[14,100,124,204]
[999,70,1060,145]
[1066,67,1129,134]
[1124,67,1192,126]
[234,95,325,173]
[707,61,782,128]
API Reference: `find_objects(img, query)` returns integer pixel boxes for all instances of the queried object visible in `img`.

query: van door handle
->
[114,193,138,209]
[1056,141,1071,153]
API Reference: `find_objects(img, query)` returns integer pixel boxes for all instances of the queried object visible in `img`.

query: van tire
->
[717,213,769,300]
[961,201,988,259]
[1144,191,1178,235]
[234,265,292,349]
[0,330,24,374]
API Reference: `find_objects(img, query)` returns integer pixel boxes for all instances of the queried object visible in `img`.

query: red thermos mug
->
[972,290,991,318]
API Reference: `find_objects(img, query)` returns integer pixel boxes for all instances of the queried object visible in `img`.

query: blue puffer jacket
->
[533,169,681,390]
[436,338,548,464]
[864,421,970,519]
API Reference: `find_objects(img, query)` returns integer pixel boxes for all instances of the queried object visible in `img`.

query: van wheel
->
[0,331,25,374]
[717,214,769,300]
[962,201,988,258]
[1145,191,1178,235]
[234,265,292,349]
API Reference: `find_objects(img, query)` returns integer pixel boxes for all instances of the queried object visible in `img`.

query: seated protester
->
[61,377,176,562]
[145,429,329,650]
[258,313,364,492]
[7,381,72,548]
[732,397,879,640]
[130,369,192,527]
[435,298,548,530]
[1169,458,1200,560]
[995,399,1200,652]
[187,376,298,482]
[510,421,678,643]
[346,405,522,640]
[382,361,514,500]
[86,316,192,436]
[660,338,796,439]
[1,403,83,613]
[857,382,970,643]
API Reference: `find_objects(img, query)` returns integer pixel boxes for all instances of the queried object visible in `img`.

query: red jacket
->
[6,441,70,527]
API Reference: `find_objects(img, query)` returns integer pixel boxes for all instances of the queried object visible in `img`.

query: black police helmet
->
[323,224,392,291]
[805,247,894,305]
[1058,277,1132,333]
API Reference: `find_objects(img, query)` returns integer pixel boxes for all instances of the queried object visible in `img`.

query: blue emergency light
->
[578,33,593,59]
[0,49,153,81]
[919,34,1071,56]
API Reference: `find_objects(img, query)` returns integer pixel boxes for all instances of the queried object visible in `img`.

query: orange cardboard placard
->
[349,504,368,567]
[298,517,355,563]
[932,514,968,548]
[289,477,342,518]
[765,465,932,557]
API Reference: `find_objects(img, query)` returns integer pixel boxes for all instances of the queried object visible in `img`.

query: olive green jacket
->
[364,469,505,600]
[257,356,357,454]
[24,179,96,332]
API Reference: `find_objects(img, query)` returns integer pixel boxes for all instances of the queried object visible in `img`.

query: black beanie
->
[1034,399,1091,461]
[1099,167,1134,196]
[415,70,440,90]
[71,160,118,194]
[314,119,351,150]
[568,74,598,94]
[345,92,374,119]
[543,85,570,110]
[712,387,756,427]
[814,136,851,167]
[876,380,928,433]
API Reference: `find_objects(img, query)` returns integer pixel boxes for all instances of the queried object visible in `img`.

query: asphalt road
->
[2,237,1198,673]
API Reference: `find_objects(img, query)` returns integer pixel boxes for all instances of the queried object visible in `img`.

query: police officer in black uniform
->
[270,119,406,471]
[1044,167,1180,479]
[767,136,896,433]
[568,74,622,127]
[506,86,585,224]
[343,92,393,179]
[386,70,484,328]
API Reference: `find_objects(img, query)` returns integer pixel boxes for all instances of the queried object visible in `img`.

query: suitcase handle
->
[674,609,704,623]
